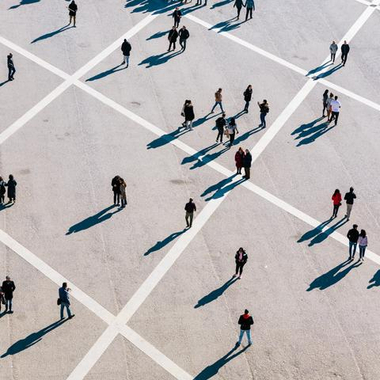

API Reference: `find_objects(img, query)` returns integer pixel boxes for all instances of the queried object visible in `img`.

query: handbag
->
[57,298,61,306]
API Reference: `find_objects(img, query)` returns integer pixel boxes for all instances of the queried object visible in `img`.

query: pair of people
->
[168,26,190,52]
[111,176,127,207]
[329,40,350,65]
[347,225,368,262]
[181,100,195,130]
[0,175,17,204]
[214,112,238,147]
[235,148,252,179]
[0,276,16,313]
[331,187,356,219]
[233,0,256,21]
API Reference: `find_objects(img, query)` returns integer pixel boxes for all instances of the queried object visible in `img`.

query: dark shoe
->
[68,314,75,319]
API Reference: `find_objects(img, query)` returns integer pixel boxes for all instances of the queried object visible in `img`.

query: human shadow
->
[0,80,10,87]
[182,2,205,15]
[307,259,361,291]
[368,270,380,289]
[182,143,219,165]
[202,175,245,201]
[9,0,40,10]
[1,319,67,357]
[308,218,348,246]
[306,61,331,76]
[297,218,333,243]
[194,277,237,308]
[292,118,334,146]
[139,50,182,68]
[190,146,230,170]
[144,229,186,256]
[194,345,249,379]
[0,202,14,211]
[0,311,8,318]
[209,18,244,33]
[211,0,233,9]
[86,64,126,82]
[66,205,121,234]
[292,117,324,136]
[146,30,169,40]
[147,127,189,149]
[125,0,180,14]
[31,24,74,44]
[234,126,264,145]
[314,63,343,80]
[193,112,217,128]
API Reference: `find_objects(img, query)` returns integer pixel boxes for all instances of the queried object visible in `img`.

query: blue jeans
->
[359,246,367,259]
[260,113,266,127]
[211,101,224,113]
[349,241,357,259]
[5,299,12,311]
[238,329,252,345]
[60,302,72,319]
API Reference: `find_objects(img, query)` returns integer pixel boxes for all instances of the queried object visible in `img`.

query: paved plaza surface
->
[1,0,380,379]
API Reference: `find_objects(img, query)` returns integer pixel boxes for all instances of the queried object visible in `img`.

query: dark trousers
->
[330,111,339,125]
[174,18,180,27]
[8,66,15,80]
[322,102,327,116]
[359,246,366,259]
[180,39,187,50]
[229,132,235,146]
[236,165,242,174]
[333,204,340,217]
[113,192,120,205]
[236,6,242,18]
[244,166,250,179]
[246,7,253,20]
[260,113,267,128]
[235,262,245,276]
[168,41,176,51]
[0,195,4,203]
[341,53,348,65]
[331,53,336,62]
[244,100,250,111]
[216,128,224,143]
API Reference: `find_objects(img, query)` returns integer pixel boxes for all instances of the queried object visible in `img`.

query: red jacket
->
[332,193,342,205]
[235,151,244,168]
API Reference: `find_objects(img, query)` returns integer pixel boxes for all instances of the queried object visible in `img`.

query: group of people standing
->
[322,90,341,125]
[111,176,128,208]
[0,175,17,204]
[329,40,350,65]
[233,0,256,21]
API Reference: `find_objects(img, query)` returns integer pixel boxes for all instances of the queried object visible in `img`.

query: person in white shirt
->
[329,96,341,125]
[330,41,338,63]
[358,230,368,262]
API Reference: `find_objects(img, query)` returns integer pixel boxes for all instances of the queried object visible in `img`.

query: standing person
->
[243,149,252,179]
[112,175,121,206]
[168,26,179,52]
[211,88,224,113]
[7,174,17,203]
[172,7,182,28]
[215,113,227,143]
[347,224,359,261]
[234,247,248,279]
[119,178,127,208]
[326,92,334,121]
[227,117,239,148]
[233,0,245,20]
[329,96,341,126]
[179,26,190,51]
[68,1,78,27]
[341,40,350,66]
[245,0,255,20]
[184,100,195,130]
[322,89,329,117]
[2,276,15,313]
[0,285,4,313]
[330,41,338,63]
[344,187,356,220]
[358,230,368,262]
[7,53,16,81]
[181,100,190,128]
[331,189,342,218]
[243,85,253,113]
[0,176,6,204]
[121,39,132,67]
[257,99,269,128]
[235,147,244,175]
[185,198,196,228]
[237,309,254,346]
[58,282,74,319]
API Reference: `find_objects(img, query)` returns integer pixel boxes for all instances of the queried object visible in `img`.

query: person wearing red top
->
[237,309,254,346]
[331,189,342,218]
[235,147,244,175]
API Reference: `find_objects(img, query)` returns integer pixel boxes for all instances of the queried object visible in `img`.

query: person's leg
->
[60,303,64,319]
[346,204,352,219]
[189,212,193,227]
[126,55,129,67]
[239,263,244,276]
[262,114,266,128]
[238,330,244,344]
[247,330,252,344]
[9,299,12,312]
[362,246,366,259]
[185,212,190,227]
[246,167,250,179]
[235,263,239,276]
[237,7,241,19]
[220,101,225,113]
[260,113,264,127]
[113,192,117,205]
[245,7,249,21]
[334,112,339,125]
[66,304,72,318]
[211,102,217,113]
[189,120,193,130]
[73,15,76,27]
[349,241,353,259]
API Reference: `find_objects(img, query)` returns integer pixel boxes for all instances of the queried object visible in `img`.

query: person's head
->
[62,282,67,289]
[330,92,334,98]
[182,26,186,30]
[344,40,347,44]
[9,174,13,181]
[188,100,192,105]
[244,309,249,315]
[238,247,244,253]
[218,88,222,92]
[334,96,338,100]
[263,99,267,104]
[332,40,336,44]
[350,187,354,192]
[248,85,252,90]
[238,147,243,153]
[124,38,127,42]
[324,89,329,95]
[175,7,179,10]
[360,229,366,237]
[189,198,193,203]
[245,149,250,154]
[8,53,12,58]
[353,224,358,230]
[222,113,226,118]
[333,189,340,195]
[230,117,236,126]
[6,276,10,281]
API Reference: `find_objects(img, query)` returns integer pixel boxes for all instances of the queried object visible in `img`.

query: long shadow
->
[314,63,343,79]
[86,64,125,82]
[368,270,380,289]
[0,311,8,318]
[194,345,249,379]
[139,50,182,68]
[1,319,67,357]
[194,277,237,308]
[125,0,180,14]
[308,218,348,246]
[146,30,169,40]
[144,229,186,256]
[182,3,205,15]
[182,143,219,165]
[66,205,121,234]
[201,176,233,198]
[297,218,333,243]
[211,0,233,9]
[31,24,73,44]
[190,146,230,170]
[192,112,216,128]
[306,61,331,76]
[307,260,361,291]
[147,127,189,149]
[203,176,245,201]
[0,80,10,87]
[291,117,324,136]
[209,18,244,33]
[292,118,334,146]
[0,202,14,211]
[234,126,264,145]
[9,0,40,9]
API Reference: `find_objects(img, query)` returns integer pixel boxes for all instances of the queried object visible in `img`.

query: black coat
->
[168,29,178,42]
[341,44,350,55]
[69,2,77,16]
[238,314,254,330]
[243,152,252,168]
[121,41,132,56]
[2,280,15,300]
[184,105,195,121]
[235,251,248,265]
[179,29,190,40]
[173,10,182,20]
[7,179,17,198]
[244,89,252,102]
[112,177,121,194]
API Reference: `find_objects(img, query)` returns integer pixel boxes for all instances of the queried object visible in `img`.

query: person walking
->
[237,309,254,346]
[326,92,334,121]
[168,26,179,52]
[185,198,196,228]
[243,85,253,113]
[211,88,224,113]
[215,113,227,143]
[112,175,121,205]
[2,276,15,313]
[330,41,338,63]
[245,0,255,20]
[358,230,368,262]
[341,40,350,66]
[184,100,195,130]
[179,26,190,51]
[0,176,6,204]
[257,99,269,128]
[344,187,356,220]
[234,247,248,279]
[233,0,245,20]
[6,174,17,203]
[331,189,342,218]
[235,147,244,174]
[172,7,182,28]
[181,100,190,128]
[7,53,16,81]
[243,149,252,179]
[121,39,132,67]
[68,1,78,27]
[120,178,127,208]
[329,96,341,125]
[347,224,359,261]
[58,282,74,319]
[0,286,4,313]
[322,89,329,117]
[227,117,239,148]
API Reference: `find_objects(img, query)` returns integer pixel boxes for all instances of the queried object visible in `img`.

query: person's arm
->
[194,204,196,212]
[12,282,15,291]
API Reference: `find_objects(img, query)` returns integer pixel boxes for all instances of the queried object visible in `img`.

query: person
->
[234,247,248,279]
[344,187,356,220]
[59,282,74,319]
[243,85,253,112]
[233,0,245,20]
[7,174,17,203]
[181,100,190,128]
[329,96,341,126]
[237,309,254,346]
[185,198,196,228]
[330,41,338,63]
[0,176,6,204]
[341,40,350,66]
[179,26,190,51]
[0,285,4,313]
[2,276,15,313]
[7,53,16,81]
[227,118,239,147]
[243,149,252,179]
[172,7,182,28]
[112,175,121,205]
[358,230,368,262]
[119,178,127,208]
[184,100,195,130]
[257,99,269,128]
[168,26,179,52]
[211,88,224,113]
[326,92,334,121]
[235,148,244,175]
[347,224,359,261]
[331,189,342,218]
[245,0,255,20]
[68,1,78,27]
[215,113,227,143]
[322,89,329,117]
[121,39,132,67]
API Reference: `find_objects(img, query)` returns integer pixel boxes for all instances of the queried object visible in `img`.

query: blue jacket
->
[59,287,70,305]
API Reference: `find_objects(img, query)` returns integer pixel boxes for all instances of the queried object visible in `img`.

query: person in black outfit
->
[234,247,248,279]
[237,309,254,346]
[7,53,15,81]
[121,39,132,67]
[68,1,78,27]
[2,276,16,313]
[258,99,269,128]
[7,174,17,203]
[172,8,182,28]
[322,89,329,117]
[168,27,179,52]
[341,40,350,66]
[185,198,196,228]
[344,187,356,220]
[112,176,121,205]
[243,85,253,113]
[243,149,252,179]
[347,224,359,261]
[233,0,245,20]
[179,26,190,51]
[0,176,6,204]
[215,113,226,143]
